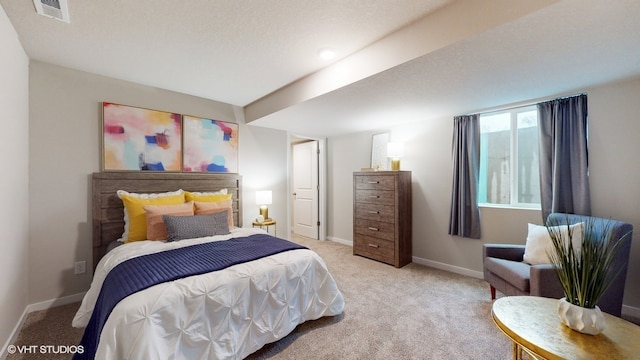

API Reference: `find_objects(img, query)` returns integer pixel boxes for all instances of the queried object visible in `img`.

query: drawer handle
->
[368,211,380,214]
[368,227,379,231]
[367,181,380,184]
[369,195,380,198]
[368,243,379,248]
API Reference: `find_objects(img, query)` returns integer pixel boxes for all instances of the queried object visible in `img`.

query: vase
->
[557,298,607,335]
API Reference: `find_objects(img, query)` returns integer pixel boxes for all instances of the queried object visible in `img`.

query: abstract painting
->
[182,115,239,173]
[102,102,182,171]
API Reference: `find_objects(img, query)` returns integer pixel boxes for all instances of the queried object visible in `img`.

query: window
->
[478,105,540,208]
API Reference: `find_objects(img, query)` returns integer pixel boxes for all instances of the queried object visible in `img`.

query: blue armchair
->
[483,213,633,316]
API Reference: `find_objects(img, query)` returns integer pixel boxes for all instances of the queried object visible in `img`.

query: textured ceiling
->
[0,0,451,106]
[2,0,640,138]
[251,0,640,137]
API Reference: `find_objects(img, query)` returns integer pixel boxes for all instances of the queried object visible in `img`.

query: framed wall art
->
[371,132,389,171]
[102,102,182,171]
[182,115,239,173]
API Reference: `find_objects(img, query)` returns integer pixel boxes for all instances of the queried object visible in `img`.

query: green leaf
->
[545,216,630,308]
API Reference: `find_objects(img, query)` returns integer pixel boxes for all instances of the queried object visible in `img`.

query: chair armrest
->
[530,264,563,298]
[483,244,525,262]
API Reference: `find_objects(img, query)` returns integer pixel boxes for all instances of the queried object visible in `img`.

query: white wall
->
[0,6,29,350]
[326,131,375,240]
[326,77,640,310]
[587,78,640,307]
[237,114,289,234]
[28,61,288,304]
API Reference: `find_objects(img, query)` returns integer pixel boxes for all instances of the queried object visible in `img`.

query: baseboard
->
[325,236,353,247]
[0,292,85,360]
[411,256,640,321]
[1,307,29,360]
[25,292,85,313]
[324,239,482,278]
[412,256,484,279]
[622,304,640,321]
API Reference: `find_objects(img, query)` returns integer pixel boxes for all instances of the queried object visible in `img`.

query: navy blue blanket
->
[75,234,306,359]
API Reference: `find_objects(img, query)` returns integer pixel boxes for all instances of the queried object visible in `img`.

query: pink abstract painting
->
[102,102,182,171]
[182,115,238,173]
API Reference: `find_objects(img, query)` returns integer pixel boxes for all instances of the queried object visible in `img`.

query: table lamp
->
[255,190,272,221]
[387,142,405,171]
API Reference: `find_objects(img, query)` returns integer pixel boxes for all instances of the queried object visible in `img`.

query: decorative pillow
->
[184,190,230,203]
[117,189,186,243]
[143,202,195,241]
[194,200,234,229]
[163,212,230,242]
[523,222,583,265]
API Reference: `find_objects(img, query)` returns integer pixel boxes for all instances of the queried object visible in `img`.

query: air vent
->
[33,0,70,23]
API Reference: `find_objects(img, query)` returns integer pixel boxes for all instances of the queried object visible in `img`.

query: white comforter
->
[73,228,345,359]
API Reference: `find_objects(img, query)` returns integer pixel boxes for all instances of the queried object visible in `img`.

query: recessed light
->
[318,48,336,60]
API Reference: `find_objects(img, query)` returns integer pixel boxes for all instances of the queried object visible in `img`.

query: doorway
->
[289,135,326,240]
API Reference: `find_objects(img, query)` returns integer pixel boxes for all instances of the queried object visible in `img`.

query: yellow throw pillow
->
[118,190,186,242]
[185,191,232,203]
[194,200,234,229]
[143,202,195,241]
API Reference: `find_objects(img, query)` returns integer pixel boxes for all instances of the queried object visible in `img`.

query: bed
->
[73,172,345,359]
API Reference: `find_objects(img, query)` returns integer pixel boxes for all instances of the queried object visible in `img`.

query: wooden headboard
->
[92,172,242,269]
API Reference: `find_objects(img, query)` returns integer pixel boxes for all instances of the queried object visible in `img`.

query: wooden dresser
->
[353,171,411,268]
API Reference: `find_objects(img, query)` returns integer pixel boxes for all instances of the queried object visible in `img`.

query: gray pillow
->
[163,211,230,242]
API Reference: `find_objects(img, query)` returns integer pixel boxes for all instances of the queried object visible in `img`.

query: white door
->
[292,141,319,239]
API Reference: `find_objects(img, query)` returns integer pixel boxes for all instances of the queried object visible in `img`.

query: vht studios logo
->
[7,344,84,354]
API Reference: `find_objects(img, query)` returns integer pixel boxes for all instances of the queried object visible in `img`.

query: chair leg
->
[490,285,496,300]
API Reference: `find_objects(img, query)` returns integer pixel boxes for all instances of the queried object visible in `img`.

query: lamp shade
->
[387,142,405,158]
[255,190,272,205]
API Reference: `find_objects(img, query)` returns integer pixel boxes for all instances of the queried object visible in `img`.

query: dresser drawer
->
[354,218,394,241]
[355,189,395,205]
[353,171,411,268]
[354,175,395,191]
[354,203,394,223]
[354,234,394,264]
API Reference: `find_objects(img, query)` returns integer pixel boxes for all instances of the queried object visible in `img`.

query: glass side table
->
[252,219,276,236]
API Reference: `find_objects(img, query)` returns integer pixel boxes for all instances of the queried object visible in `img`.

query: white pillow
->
[523,222,583,265]
[116,189,185,242]
[185,189,227,196]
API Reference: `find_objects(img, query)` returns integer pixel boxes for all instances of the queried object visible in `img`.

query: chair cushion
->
[523,222,583,265]
[484,257,530,292]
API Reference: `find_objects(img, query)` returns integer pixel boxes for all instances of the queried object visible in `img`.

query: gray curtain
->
[448,114,481,238]
[537,94,591,221]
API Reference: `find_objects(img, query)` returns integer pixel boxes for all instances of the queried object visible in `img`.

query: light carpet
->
[9,234,534,359]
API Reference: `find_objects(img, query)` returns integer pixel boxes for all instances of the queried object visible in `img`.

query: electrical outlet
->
[74,260,86,275]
